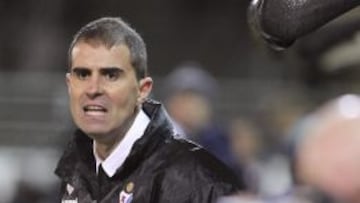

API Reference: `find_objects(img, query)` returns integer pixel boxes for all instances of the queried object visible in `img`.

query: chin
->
[80,125,111,137]
[74,117,108,133]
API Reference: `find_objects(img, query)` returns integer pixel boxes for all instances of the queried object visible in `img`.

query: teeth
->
[84,105,106,112]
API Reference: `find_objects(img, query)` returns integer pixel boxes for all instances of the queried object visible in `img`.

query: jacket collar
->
[55,99,175,183]
[94,109,150,177]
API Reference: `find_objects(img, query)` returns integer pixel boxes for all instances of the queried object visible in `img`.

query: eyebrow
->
[99,67,123,72]
[72,67,90,73]
[71,67,123,73]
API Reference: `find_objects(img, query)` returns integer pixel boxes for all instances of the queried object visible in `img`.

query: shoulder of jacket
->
[161,138,227,174]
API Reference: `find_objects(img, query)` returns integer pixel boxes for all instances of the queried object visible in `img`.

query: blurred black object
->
[248,0,360,50]
[11,181,60,203]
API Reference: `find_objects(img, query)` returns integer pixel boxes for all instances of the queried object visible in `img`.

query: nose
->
[85,75,104,99]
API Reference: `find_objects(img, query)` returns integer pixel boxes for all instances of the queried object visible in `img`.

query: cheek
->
[110,86,139,109]
[69,88,80,101]
[68,88,83,109]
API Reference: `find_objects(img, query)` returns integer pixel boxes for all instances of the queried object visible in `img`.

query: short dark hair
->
[68,17,148,79]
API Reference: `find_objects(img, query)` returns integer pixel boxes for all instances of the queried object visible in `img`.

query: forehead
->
[71,42,131,69]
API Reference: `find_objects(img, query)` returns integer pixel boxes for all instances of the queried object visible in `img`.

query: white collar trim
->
[93,109,150,177]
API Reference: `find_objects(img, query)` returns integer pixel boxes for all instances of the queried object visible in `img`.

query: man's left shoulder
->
[156,137,243,200]
[166,138,239,184]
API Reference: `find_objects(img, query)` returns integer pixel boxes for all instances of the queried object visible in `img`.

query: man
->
[55,17,243,203]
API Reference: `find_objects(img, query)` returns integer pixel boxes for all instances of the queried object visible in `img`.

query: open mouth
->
[83,105,107,115]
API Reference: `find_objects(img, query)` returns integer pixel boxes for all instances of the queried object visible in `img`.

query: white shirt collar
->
[93,109,150,177]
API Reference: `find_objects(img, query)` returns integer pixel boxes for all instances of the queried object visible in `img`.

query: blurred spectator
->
[161,62,236,168]
[228,118,262,193]
[229,116,296,197]
[256,90,310,155]
[245,90,310,197]
[294,94,360,203]
[217,190,315,203]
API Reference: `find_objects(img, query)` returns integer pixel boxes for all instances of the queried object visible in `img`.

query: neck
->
[95,107,140,160]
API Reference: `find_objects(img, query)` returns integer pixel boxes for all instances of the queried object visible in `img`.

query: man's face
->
[67,42,152,142]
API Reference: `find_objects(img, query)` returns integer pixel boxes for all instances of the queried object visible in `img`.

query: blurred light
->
[320,31,360,72]
[338,94,360,119]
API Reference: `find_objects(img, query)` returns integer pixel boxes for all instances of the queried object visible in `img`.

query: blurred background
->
[0,0,359,202]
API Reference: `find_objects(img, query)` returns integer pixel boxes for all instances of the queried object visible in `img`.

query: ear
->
[66,72,71,94]
[138,77,153,103]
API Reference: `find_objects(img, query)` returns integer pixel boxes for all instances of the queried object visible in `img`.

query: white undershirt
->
[93,109,150,177]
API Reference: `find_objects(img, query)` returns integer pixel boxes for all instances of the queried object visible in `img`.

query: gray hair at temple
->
[67,17,148,80]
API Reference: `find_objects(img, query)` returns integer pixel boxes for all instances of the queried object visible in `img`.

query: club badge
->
[119,182,134,203]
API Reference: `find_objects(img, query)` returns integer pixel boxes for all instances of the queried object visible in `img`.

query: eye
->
[102,68,121,81]
[72,68,91,80]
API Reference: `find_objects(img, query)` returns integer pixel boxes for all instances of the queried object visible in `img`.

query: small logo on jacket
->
[66,184,74,195]
[62,184,77,203]
[119,182,134,203]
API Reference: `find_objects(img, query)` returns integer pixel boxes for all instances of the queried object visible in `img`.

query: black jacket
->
[55,100,244,203]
